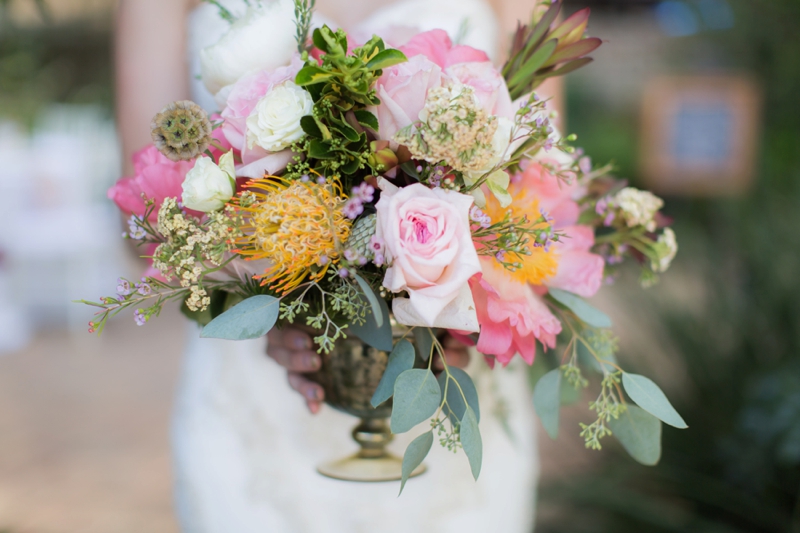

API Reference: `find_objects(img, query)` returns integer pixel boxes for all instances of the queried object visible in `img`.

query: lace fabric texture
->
[176,2,538,531]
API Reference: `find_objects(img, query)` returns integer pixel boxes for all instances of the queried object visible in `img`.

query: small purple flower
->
[343,199,364,219]
[495,250,506,262]
[373,252,385,267]
[604,212,615,226]
[134,309,146,326]
[300,174,310,182]
[316,176,326,185]
[370,235,385,252]
[344,248,358,262]
[535,116,545,128]
[429,174,442,187]
[358,256,368,266]
[416,165,423,173]
[595,198,609,215]
[352,182,375,203]
[128,217,146,240]
[543,139,554,152]
[579,156,592,175]
[136,282,152,296]
[338,267,349,278]
[318,255,329,266]
[116,278,131,296]
[539,209,554,223]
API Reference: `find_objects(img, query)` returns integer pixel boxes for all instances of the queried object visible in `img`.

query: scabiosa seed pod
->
[344,213,377,258]
[151,100,212,162]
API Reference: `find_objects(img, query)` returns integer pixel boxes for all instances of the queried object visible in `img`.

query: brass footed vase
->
[306,334,426,482]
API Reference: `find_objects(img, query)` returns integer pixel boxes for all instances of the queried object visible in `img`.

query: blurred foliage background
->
[542,0,800,531]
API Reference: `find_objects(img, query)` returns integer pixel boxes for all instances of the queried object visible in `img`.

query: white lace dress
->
[173,2,539,531]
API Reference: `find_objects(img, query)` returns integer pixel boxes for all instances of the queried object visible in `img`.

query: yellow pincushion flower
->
[234,178,351,293]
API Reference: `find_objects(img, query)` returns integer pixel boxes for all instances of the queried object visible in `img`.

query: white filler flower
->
[652,227,678,273]
[200,2,297,96]
[615,187,664,232]
[182,151,236,212]
[246,81,314,152]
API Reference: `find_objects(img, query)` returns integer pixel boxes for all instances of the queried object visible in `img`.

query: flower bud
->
[181,151,236,212]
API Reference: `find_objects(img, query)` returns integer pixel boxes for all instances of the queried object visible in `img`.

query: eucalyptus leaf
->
[460,406,483,480]
[200,295,280,340]
[533,368,561,439]
[366,49,408,70]
[609,405,662,466]
[349,288,392,352]
[390,369,441,434]
[548,288,613,328]
[622,373,688,429]
[437,368,481,423]
[413,327,434,361]
[399,430,433,495]
[371,340,415,407]
[352,273,384,328]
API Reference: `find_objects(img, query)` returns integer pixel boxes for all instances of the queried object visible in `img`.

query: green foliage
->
[201,295,281,340]
[413,327,435,361]
[608,405,662,466]
[460,406,483,480]
[352,273,384,328]
[437,367,481,424]
[622,373,687,429]
[390,369,441,434]
[533,368,562,439]
[548,288,613,328]
[370,340,415,407]
[347,284,392,351]
[400,430,433,494]
[290,26,407,181]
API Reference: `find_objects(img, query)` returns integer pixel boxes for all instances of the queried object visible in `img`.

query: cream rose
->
[375,180,481,331]
[181,151,236,212]
[245,81,314,152]
[200,2,298,96]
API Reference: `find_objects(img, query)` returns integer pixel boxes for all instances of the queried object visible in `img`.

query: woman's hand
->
[267,328,471,414]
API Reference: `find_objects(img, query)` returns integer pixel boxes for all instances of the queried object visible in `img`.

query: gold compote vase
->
[306,329,426,482]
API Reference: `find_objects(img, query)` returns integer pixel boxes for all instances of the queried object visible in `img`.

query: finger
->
[288,373,325,404]
[282,328,313,351]
[443,334,470,349]
[269,347,321,372]
[306,399,323,414]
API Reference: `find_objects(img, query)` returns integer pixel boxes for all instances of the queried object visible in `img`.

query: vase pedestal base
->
[317,453,426,482]
[316,418,427,482]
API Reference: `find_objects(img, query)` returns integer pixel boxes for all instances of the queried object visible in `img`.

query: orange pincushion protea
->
[233,178,351,294]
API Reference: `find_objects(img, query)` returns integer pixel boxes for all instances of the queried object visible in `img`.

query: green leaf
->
[308,139,335,159]
[300,115,322,139]
[390,369,441,434]
[622,373,688,429]
[349,288,393,352]
[534,57,593,81]
[312,28,329,53]
[399,430,433,495]
[295,66,333,86]
[354,109,379,131]
[460,406,483,480]
[548,288,613,329]
[413,327,434,361]
[371,340,415,407]
[200,295,280,340]
[543,37,602,67]
[437,368,480,424]
[526,0,561,51]
[366,49,407,70]
[509,38,558,89]
[486,170,513,207]
[533,368,561,439]
[400,160,421,181]
[560,381,581,405]
[352,273,384,328]
[609,405,662,466]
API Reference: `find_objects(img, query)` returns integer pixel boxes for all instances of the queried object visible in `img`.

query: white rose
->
[182,151,236,212]
[245,81,314,152]
[200,2,297,96]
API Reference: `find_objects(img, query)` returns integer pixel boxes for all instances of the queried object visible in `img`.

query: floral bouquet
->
[82,0,684,489]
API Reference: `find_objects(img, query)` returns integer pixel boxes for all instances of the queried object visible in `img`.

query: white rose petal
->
[181,152,236,212]
[245,81,314,152]
[200,2,297,96]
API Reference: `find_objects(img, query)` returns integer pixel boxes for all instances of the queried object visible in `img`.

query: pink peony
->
[444,61,514,119]
[469,260,562,366]
[375,180,481,331]
[108,145,194,219]
[219,55,304,178]
[400,29,489,69]
[374,54,443,143]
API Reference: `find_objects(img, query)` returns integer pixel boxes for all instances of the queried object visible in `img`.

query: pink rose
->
[400,29,489,69]
[445,61,514,119]
[470,260,562,366]
[108,145,194,220]
[375,180,481,330]
[374,55,443,142]
[220,55,304,178]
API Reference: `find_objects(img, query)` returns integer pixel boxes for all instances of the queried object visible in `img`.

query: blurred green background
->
[1,0,798,531]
